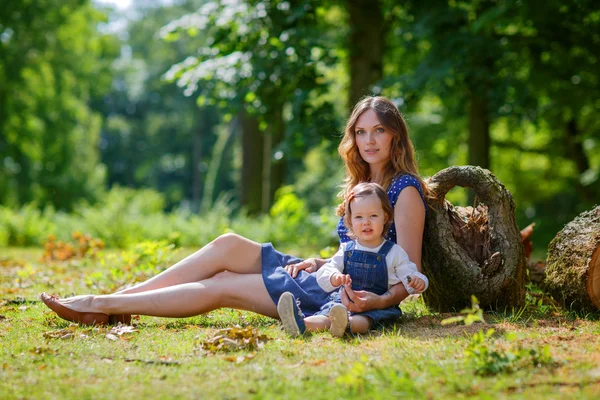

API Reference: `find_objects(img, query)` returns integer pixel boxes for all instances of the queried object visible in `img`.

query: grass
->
[2,246,600,399]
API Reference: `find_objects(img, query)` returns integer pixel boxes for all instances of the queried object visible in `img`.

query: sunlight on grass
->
[2,247,600,399]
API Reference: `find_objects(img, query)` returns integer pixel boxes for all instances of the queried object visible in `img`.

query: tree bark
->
[422,166,526,311]
[565,118,596,203]
[240,110,263,215]
[468,91,490,169]
[544,206,600,312]
[191,124,203,212]
[346,0,384,108]
[268,106,286,211]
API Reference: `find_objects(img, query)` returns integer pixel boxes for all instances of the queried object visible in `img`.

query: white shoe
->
[329,304,349,338]
[277,292,306,337]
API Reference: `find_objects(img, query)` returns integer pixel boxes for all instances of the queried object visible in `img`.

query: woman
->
[41,96,429,325]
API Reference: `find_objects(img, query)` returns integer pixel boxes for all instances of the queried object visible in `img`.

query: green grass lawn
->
[2,246,600,399]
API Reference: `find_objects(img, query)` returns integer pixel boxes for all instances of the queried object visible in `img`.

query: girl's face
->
[349,193,387,248]
[354,109,394,171]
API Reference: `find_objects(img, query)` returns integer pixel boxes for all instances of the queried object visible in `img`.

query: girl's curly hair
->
[343,182,394,239]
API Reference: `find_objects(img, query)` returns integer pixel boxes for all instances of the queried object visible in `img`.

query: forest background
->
[1,0,599,259]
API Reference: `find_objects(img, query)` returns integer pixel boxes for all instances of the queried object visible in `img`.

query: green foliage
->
[0,203,55,247]
[441,297,558,376]
[465,328,556,376]
[95,240,177,292]
[95,1,221,210]
[0,186,338,254]
[0,0,116,209]
[441,295,486,326]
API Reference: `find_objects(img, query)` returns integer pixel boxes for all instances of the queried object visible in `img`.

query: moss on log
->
[544,206,600,312]
[422,166,526,311]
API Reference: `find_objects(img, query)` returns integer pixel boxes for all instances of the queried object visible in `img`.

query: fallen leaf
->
[197,325,271,354]
[109,324,137,336]
[223,353,256,363]
[43,324,88,340]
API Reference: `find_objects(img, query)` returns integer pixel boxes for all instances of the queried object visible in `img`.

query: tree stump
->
[421,166,526,311]
[544,206,600,312]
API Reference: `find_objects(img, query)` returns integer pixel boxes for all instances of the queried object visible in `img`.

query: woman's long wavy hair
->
[337,96,430,216]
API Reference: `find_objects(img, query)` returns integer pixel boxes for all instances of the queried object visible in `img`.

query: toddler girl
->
[278,182,428,337]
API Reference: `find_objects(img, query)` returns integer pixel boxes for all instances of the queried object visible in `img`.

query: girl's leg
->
[304,315,331,332]
[57,272,278,318]
[115,233,263,295]
[349,315,372,334]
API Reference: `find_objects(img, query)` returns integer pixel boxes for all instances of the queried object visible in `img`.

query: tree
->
[94,0,222,211]
[0,0,115,209]
[163,0,338,213]
[346,0,384,107]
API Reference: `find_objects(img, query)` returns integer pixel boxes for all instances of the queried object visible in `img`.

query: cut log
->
[422,166,526,311]
[544,205,600,312]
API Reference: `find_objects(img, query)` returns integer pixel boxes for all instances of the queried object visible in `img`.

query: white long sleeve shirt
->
[315,240,428,294]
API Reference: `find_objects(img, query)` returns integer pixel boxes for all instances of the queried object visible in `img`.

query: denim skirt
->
[261,243,332,317]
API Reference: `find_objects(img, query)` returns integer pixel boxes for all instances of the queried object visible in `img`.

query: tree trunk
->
[191,124,203,212]
[268,106,286,211]
[544,206,600,312]
[468,92,490,169]
[422,166,526,311]
[240,110,263,215]
[565,118,596,203]
[346,0,384,108]
[200,117,237,210]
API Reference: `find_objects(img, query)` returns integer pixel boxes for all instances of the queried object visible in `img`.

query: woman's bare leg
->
[115,233,264,295]
[57,271,278,318]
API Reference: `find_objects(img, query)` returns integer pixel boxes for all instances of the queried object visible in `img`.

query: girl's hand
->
[340,284,382,312]
[285,258,318,278]
[408,275,426,293]
[330,273,352,288]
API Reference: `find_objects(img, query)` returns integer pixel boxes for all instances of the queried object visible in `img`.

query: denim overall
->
[316,239,403,324]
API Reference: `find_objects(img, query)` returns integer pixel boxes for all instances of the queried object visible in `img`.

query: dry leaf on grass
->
[43,324,89,340]
[197,325,271,355]
[105,323,137,341]
[223,353,256,363]
[43,323,137,341]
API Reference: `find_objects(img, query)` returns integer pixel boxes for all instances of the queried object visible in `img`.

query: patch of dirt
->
[396,314,503,339]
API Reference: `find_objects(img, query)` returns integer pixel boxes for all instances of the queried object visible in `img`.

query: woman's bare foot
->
[40,293,109,326]
[55,294,99,313]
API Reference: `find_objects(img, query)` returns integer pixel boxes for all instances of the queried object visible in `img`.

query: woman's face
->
[354,109,393,170]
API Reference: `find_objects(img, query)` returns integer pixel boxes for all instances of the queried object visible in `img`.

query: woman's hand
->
[340,284,383,313]
[284,258,319,278]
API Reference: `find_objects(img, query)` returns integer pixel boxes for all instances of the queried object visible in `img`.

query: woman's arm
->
[394,186,426,271]
[341,186,426,312]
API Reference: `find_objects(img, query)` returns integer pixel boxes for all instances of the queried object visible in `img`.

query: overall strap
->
[343,240,356,265]
[377,240,395,256]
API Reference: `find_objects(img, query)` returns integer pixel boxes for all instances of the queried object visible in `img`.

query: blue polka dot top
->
[337,174,427,244]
